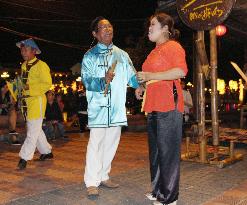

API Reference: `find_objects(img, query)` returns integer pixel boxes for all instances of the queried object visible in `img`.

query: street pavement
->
[0,131,247,205]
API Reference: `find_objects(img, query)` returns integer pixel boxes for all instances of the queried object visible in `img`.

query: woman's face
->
[148,17,167,43]
[56,95,62,101]
[47,92,55,101]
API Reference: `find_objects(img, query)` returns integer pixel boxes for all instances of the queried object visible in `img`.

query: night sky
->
[0,0,246,82]
[0,0,157,70]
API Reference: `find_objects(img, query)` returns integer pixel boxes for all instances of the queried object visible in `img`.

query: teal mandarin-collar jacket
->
[81,43,139,128]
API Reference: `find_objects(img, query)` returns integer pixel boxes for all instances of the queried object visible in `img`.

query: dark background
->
[0,0,246,82]
[0,0,157,70]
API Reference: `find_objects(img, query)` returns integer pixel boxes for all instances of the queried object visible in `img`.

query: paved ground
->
[0,131,247,205]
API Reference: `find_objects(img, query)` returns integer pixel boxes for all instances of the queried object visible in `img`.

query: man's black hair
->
[90,16,106,33]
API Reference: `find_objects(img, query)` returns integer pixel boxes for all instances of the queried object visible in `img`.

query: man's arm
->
[125,53,139,89]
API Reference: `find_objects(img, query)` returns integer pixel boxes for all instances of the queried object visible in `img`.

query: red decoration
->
[216,25,227,36]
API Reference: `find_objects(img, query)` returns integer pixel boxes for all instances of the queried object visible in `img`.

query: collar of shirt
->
[97,42,113,50]
[26,57,38,65]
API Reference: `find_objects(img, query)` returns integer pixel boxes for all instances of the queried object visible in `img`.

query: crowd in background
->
[0,79,88,143]
[0,77,195,143]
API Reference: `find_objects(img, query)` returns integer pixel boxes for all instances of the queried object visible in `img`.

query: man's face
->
[93,19,113,46]
[47,92,55,102]
[20,46,36,61]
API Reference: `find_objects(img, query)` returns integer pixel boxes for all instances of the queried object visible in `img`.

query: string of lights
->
[0,26,86,50]
[0,0,80,19]
[0,19,84,29]
[0,16,147,23]
[0,16,147,33]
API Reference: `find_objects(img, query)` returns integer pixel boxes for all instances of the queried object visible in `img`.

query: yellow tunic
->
[22,57,52,120]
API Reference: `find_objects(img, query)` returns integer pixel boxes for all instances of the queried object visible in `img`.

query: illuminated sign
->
[176,0,236,30]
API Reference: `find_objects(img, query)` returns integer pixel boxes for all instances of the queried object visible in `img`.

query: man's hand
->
[105,70,115,83]
[23,84,29,90]
[135,86,145,100]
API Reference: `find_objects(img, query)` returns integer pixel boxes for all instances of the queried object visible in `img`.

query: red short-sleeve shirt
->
[142,40,188,113]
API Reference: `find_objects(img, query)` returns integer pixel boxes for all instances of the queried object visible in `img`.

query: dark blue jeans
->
[43,121,65,139]
[147,110,183,204]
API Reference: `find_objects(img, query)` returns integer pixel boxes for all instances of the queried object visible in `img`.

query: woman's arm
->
[137,68,185,83]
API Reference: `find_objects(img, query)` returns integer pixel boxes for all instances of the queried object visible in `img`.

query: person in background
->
[0,81,18,135]
[43,90,66,140]
[181,80,193,122]
[136,12,188,205]
[81,16,141,199]
[56,93,65,113]
[16,38,53,170]
[77,88,88,133]
[63,87,79,127]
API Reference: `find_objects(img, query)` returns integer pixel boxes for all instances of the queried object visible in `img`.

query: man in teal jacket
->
[81,16,141,199]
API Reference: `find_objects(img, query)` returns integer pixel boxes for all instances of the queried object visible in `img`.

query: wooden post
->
[195,37,209,79]
[193,32,199,121]
[229,141,234,159]
[210,28,219,147]
[197,31,207,163]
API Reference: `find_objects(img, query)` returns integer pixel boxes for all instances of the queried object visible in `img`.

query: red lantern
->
[216,25,227,36]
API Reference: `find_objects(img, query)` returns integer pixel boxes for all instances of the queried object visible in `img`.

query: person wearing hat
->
[16,38,53,170]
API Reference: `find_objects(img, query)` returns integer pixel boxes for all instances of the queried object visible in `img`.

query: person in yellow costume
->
[16,38,53,170]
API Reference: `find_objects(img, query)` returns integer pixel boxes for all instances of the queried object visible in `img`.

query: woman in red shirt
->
[136,12,188,205]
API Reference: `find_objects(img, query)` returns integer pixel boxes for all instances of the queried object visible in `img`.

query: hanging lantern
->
[217,78,225,95]
[216,25,227,36]
[229,80,238,91]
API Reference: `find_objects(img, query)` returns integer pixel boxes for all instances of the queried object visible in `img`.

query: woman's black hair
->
[0,80,10,103]
[151,12,180,40]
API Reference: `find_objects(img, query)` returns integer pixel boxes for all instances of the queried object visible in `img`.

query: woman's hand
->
[137,72,151,83]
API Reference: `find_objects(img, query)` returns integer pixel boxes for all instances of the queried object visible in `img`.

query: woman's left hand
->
[137,72,151,83]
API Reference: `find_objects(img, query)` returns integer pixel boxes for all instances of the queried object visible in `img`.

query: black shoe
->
[11,140,21,145]
[39,152,54,161]
[18,159,27,170]
[9,130,18,135]
[62,135,69,140]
